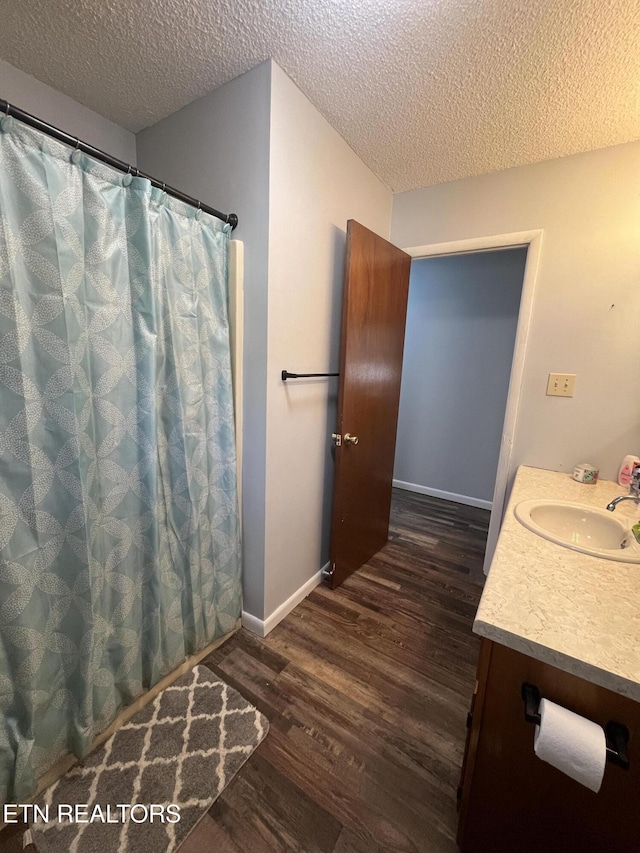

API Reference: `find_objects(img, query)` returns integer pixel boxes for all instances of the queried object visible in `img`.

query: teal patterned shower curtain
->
[0,117,241,804]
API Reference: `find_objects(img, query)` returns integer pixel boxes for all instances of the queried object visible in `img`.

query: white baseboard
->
[242,563,327,638]
[240,610,265,637]
[393,479,493,511]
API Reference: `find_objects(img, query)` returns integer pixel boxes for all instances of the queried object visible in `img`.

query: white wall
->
[391,141,640,484]
[394,249,526,504]
[0,60,136,163]
[137,60,392,628]
[136,62,272,618]
[264,63,392,619]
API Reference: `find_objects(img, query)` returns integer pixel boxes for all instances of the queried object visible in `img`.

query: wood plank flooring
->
[0,489,488,853]
[192,489,488,852]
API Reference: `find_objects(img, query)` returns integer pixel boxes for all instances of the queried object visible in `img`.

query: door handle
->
[344,433,359,445]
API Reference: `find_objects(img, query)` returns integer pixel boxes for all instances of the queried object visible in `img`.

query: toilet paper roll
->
[534,698,606,793]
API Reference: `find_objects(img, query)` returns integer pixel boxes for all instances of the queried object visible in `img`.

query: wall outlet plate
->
[546,373,576,397]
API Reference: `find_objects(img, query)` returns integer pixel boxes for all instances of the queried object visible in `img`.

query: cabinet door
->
[457,639,491,815]
[459,641,640,853]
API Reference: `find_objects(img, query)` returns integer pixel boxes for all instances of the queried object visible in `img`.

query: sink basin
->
[514,499,640,563]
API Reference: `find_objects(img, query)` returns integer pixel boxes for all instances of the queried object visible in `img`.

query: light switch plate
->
[546,373,576,397]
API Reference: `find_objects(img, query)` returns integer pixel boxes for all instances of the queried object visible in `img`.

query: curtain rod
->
[0,98,238,230]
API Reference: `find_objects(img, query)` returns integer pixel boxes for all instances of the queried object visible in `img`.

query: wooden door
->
[328,221,411,588]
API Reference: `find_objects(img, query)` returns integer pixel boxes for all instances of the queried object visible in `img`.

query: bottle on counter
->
[618,455,640,488]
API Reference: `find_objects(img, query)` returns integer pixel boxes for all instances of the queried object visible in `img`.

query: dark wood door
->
[329,220,411,589]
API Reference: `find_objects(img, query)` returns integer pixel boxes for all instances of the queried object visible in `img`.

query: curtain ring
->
[0,103,12,133]
[70,137,82,164]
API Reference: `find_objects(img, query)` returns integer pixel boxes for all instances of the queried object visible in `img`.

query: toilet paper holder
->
[521,683,629,770]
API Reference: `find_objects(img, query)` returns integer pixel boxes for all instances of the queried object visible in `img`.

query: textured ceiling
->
[1,0,640,192]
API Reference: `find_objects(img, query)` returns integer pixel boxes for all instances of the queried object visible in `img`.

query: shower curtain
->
[0,117,242,805]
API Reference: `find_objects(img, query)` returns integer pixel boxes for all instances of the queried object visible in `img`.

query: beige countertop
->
[474,465,640,701]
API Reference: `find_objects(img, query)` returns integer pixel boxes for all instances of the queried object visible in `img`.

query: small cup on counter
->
[573,463,599,485]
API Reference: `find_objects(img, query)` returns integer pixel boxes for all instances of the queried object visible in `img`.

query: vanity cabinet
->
[458,639,640,852]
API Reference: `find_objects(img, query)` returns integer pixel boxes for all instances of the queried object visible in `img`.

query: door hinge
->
[322,563,336,582]
[331,433,342,447]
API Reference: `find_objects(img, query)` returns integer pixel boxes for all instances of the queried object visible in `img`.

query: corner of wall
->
[242,562,327,637]
[0,59,137,164]
[261,63,392,622]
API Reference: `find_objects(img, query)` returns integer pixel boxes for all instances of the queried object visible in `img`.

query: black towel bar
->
[281,370,339,381]
[521,682,629,769]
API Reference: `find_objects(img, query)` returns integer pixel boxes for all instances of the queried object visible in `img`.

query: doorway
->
[401,231,542,572]
[393,247,527,567]
[328,224,541,588]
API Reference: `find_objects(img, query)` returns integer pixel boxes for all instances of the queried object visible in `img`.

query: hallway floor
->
[0,489,488,853]
[191,489,488,852]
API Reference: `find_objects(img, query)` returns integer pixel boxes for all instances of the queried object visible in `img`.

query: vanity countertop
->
[474,465,640,701]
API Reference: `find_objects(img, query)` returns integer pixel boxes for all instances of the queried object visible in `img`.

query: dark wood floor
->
[189,489,488,852]
[1,489,488,853]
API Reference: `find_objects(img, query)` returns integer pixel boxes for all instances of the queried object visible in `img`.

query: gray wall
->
[137,62,272,618]
[394,249,527,504]
[138,61,393,626]
[391,141,640,485]
[0,60,136,163]
[263,63,392,619]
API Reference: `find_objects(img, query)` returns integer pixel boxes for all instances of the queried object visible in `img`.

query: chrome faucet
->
[607,468,640,511]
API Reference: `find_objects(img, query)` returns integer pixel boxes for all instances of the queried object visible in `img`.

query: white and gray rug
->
[28,665,268,853]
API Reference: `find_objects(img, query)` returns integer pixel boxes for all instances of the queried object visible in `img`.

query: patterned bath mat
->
[28,665,268,853]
